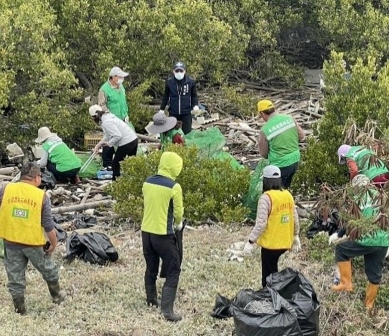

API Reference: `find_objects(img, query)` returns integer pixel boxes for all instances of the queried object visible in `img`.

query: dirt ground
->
[0,224,388,336]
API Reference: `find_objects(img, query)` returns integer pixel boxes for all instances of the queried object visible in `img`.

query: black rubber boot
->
[12,295,27,315]
[47,281,66,304]
[145,285,159,308]
[161,286,182,322]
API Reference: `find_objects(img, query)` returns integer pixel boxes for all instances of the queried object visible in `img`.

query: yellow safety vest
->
[257,190,295,249]
[0,182,45,245]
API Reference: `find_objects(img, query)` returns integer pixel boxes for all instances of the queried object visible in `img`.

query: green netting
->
[77,153,102,178]
[0,238,4,259]
[243,158,269,220]
[185,127,226,158]
[214,151,244,170]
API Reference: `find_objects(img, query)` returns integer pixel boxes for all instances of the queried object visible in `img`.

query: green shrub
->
[306,233,334,267]
[107,145,250,225]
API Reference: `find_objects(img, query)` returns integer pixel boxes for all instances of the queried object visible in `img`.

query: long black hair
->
[263,177,284,192]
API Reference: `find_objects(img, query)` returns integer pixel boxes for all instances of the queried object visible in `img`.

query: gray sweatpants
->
[4,246,59,297]
[335,241,388,284]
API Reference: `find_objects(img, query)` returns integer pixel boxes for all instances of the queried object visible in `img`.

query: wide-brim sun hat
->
[35,126,57,143]
[146,113,177,134]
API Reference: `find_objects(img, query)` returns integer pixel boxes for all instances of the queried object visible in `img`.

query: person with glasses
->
[0,162,66,315]
[159,61,198,135]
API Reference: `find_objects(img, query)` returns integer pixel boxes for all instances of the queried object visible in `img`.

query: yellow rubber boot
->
[365,283,379,310]
[331,261,353,292]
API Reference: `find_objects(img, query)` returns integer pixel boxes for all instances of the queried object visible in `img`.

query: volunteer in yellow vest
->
[35,126,82,184]
[141,152,184,322]
[243,165,301,287]
[98,66,130,168]
[0,162,66,315]
[257,100,305,188]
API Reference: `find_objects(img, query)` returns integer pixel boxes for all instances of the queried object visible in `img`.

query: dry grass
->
[1,223,388,336]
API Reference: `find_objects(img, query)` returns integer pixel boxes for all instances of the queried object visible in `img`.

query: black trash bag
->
[160,219,187,278]
[266,268,320,336]
[39,170,56,190]
[231,287,302,336]
[65,231,118,265]
[73,213,97,229]
[306,208,339,238]
[211,294,233,319]
[55,223,67,242]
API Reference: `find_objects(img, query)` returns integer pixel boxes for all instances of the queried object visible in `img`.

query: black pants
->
[169,112,192,135]
[335,241,388,284]
[279,162,299,189]
[46,161,80,183]
[102,146,115,168]
[111,139,138,181]
[142,232,181,288]
[261,247,287,287]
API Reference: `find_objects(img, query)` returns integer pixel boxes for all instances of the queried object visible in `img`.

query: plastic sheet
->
[65,231,118,265]
[77,153,102,178]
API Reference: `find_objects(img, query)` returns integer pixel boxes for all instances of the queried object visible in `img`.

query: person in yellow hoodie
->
[141,151,184,322]
[0,162,66,315]
[243,165,301,287]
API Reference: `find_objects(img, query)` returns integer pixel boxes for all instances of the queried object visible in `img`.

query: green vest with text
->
[42,141,81,172]
[100,81,128,120]
[345,146,388,180]
[261,114,300,167]
[160,129,185,152]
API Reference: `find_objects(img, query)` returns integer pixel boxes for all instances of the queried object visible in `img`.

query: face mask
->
[117,78,124,85]
[174,72,184,80]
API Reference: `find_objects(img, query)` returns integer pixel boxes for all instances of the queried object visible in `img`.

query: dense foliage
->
[107,145,250,225]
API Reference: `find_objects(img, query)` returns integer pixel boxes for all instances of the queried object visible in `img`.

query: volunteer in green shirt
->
[257,100,305,188]
[330,174,389,312]
[98,66,130,168]
[35,127,81,184]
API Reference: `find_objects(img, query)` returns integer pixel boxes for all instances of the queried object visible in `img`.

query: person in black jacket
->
[159,61,198,134]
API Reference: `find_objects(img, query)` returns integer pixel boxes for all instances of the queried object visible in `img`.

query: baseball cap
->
[109,66,129,77]
[337,144,351,163]
[173,61,186,71]
[89,104,103,117]
[257,100,274,113]
[263,165,281,179]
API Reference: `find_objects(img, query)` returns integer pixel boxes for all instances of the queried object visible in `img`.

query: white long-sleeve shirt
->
[97,113,137,148]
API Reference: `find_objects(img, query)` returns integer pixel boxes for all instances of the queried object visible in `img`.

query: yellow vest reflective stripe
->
[257,190,295,249]
[0,182,45,245]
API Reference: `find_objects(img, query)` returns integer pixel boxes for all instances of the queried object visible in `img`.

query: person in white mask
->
[98,66,130,169]
[159,61,198,135]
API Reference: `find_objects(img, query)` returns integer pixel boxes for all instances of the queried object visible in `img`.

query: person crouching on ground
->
[0,162,66,315]
[147,113,185,151]
[243,165,301,287]
[89,105,138,181]
[141,152,184,322]
[35,127,82,184]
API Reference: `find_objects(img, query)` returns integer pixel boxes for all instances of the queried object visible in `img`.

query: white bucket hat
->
[146,113,177,134]
[351,174,370,187]
[35,127,56,143]
[89,104,103,117]
[263,165,281,179]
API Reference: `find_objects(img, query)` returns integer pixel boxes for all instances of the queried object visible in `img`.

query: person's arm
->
[293,205,300,236]
[346,158,359,180]
[41,195,57,253]
[160,81,170,110]
[294,119,305,141]
[39,149,49,168]
[98,89,109,112]
[191,80,198,107]
[258,130,269,158]
[248,194,271,243]
[172,183,184,224]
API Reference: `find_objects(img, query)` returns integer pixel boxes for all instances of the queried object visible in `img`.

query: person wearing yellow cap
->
[257,100,304,188]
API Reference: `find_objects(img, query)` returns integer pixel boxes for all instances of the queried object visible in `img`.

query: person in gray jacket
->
[89,105,138,181]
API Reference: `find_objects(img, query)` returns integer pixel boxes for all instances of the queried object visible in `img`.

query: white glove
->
[385,248,389,259]
[291,235,301,253]
[174,221,183,231]
[329,232,340,245]
[193,105,199,111]
[158,109,165,114]
[243,241,255,255]
[124,116,129,123]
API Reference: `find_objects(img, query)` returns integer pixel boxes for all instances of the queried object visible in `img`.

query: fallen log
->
[0,167,17,175]
[51,199,113,214]
[80,186,92,205]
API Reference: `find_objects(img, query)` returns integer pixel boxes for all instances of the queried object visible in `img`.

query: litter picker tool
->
[79,151,98,174]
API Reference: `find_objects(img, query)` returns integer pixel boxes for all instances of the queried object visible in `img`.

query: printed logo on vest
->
[280,214,290,224]
[12,208,29,219]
